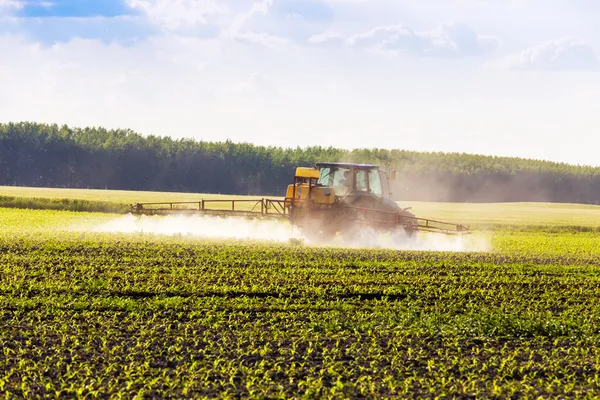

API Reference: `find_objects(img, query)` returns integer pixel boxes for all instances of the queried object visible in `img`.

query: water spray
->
[92,214,489,252]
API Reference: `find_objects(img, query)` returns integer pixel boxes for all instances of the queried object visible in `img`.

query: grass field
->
[1,187,600,397]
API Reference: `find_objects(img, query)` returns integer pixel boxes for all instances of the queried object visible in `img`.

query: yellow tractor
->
[130,162,469,243]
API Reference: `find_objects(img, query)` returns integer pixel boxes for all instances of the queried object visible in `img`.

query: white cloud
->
[235,31,287,48]
[0,0,21,15]
[272,0,333,22]
[220,72,279,97]
[225,0,273,38]
[126,0,228,31]
[350,25,420,49]
[308,31,343,47]
[492,38,599,71]
[0,0,19,7]
[0,34,221,133]
[349,22,498,57]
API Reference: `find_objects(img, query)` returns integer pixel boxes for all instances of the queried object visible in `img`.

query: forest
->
[1,122,599,204]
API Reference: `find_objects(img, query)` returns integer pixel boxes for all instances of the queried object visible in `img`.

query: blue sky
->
[1,0,599,166]
[15,0,137,18]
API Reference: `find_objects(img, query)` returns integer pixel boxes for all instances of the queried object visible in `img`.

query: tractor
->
[283,162,422,242]
[130,162,469,243]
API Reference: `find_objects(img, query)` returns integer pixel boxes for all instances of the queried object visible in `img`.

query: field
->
[3,185,600,230]
[1,187,600,397]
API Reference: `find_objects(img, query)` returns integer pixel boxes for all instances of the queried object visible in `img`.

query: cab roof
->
[315,162,380,169]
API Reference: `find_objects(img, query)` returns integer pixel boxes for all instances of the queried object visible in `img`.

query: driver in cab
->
[336,170,352,195]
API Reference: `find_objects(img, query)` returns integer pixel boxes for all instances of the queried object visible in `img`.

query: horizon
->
[1,1,599,167]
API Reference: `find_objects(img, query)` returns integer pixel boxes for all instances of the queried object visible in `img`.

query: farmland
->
[1,191,600,397]
[3,185,600,230]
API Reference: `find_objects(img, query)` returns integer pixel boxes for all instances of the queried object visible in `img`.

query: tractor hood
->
[339,192,402,214]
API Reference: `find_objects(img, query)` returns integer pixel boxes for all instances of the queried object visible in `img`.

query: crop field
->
[1,191,600,398]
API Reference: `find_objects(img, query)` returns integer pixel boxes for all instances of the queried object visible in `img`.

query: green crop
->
[1,208,600,398]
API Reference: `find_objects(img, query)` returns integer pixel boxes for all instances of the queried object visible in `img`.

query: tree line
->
[1,122,599,204]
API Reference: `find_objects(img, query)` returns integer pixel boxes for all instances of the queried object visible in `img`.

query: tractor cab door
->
[339,168,380,204]
[379,170,391,199]
[352,168,384,198]
[368,169,384,198]
[343,168,400,215]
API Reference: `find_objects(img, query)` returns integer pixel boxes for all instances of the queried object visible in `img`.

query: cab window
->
[317,167,331,186]
[379,170,389,198]
[355,169,368,192]
[369,169,383,197]
[333,168,352,196]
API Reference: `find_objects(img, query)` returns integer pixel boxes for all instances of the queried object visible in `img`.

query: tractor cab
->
[315,162,392,200]
[314,162,402,217]
[285,162,401,217]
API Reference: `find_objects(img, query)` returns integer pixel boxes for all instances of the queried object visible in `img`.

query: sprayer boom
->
[130,197,470,239]
[130,198,289,219]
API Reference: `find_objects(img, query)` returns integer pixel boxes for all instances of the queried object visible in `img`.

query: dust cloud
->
[92,213,490,252]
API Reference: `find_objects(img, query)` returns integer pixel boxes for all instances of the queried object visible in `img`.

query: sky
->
[0,1,599,166]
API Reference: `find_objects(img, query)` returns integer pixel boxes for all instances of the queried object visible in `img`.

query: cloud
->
[225,0,273,38]
[0,34,224,133]
[308,31,343,47]
[349,25,425,51]
[235,31,287,48]
[221,72,279,97]
[348,22,498,57]
[0,0,23,15]
[492,38,599,72]
[272,0,333,22]
[223,0,294,48]
[127,0,227,32]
